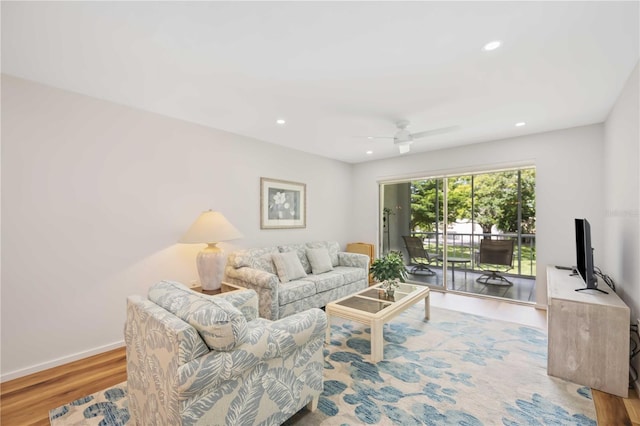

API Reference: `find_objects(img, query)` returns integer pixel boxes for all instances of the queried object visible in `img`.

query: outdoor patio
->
[404,266,537,303]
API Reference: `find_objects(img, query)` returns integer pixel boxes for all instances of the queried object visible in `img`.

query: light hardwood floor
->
[1,348,126,426]
[1,292,637,425]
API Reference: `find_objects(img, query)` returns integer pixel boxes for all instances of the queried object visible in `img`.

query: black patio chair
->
[475,238,515,286]
[402,236,441,276]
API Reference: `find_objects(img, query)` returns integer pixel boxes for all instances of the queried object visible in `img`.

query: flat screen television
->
[574,218,606,293]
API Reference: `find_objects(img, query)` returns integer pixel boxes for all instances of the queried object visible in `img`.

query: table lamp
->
[179,210,243,290]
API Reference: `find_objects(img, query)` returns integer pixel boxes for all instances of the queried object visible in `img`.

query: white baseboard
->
[0,340,124,383]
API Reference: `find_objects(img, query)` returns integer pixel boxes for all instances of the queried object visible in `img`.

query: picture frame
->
[260,177,306,229]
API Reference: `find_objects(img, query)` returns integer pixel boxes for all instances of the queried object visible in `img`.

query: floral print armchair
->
[125,281,326,426]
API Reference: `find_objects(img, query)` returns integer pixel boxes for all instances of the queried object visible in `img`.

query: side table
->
[191,281,243,296]
[445,257,471,281]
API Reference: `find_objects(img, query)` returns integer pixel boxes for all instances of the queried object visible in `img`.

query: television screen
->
[575,218,599,290]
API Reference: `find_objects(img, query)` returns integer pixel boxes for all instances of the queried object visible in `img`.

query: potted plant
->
[370,251,408,297]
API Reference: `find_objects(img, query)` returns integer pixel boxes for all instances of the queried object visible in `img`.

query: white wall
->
[0,76,353,380]
[351,124,605,307]
[603,62,640,389]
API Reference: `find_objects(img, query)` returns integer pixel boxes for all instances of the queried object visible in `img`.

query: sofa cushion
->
[304,271,345,293]
[278,279,316,305]
[306,241,340,267]
[306,248,334,274]
[148,281,248,352]
[332,265,367,283]
[272,251,308,283]
[278,244,312,273]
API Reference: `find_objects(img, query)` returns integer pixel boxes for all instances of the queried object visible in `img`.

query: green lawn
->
[423,242,536,277]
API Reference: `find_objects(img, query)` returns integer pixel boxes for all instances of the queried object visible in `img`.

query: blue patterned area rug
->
[50,306,596,425]
[49,383,129,425]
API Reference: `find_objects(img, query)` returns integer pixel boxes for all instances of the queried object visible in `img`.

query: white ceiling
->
[2,2,639,163]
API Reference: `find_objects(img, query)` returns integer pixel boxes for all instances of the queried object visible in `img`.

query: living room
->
[2,1,639,424]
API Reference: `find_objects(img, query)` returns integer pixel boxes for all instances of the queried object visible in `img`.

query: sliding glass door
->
[380,167,536,303]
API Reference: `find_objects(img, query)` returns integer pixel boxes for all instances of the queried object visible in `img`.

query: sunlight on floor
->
[429,290,547,330]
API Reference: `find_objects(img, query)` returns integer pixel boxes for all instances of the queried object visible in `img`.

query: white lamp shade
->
[179,210,243,244]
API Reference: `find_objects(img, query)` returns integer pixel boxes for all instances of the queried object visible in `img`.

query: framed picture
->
[260,177,306,229]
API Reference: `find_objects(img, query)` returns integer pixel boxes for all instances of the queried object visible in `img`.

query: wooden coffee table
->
[325,282,430,362]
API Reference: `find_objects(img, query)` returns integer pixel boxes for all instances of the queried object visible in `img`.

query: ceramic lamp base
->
[196,243,225,291]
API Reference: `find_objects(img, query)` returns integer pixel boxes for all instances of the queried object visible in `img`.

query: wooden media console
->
[547,266,630,397]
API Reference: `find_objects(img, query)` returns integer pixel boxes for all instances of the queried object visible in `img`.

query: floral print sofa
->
[125,280,326,426]
[224,241,369,320]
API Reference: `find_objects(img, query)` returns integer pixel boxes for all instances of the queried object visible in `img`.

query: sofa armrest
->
[176,308,326,397]
[224,266,280,320]
[213,288,259,322]
[338,251,370,269]
[268,308,327,351]
[126,296,209,424]
[225,266,278,289]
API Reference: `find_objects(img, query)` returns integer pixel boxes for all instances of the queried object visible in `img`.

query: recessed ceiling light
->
[367,136,374,140]
[276,119,286,125]
[483,40,502,51]
[515,122,526,127]
[366,150,373,155]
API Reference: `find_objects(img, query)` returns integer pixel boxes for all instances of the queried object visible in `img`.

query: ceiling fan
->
[370,120,460,154]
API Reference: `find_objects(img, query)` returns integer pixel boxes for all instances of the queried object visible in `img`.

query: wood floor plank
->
[593,388,632,426]
[623,389,640,426]
[0,347,126,426]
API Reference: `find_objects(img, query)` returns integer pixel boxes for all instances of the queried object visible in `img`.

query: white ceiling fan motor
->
[366,120,460,154]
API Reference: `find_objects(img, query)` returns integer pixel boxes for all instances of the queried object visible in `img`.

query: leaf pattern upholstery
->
[224,266,279,320]
[125,284,326,426]
[225,241,369,320]
[149,281,248,352]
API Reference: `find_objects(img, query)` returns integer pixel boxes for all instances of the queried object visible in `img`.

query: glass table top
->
[334,283,427,313]
[360,288,409,302]
[335,297,391,313]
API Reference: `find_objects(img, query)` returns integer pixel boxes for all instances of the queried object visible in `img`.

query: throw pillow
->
[306,248,334,274]
[148,281,248,352]
[272,251,308,283]
[278,244,312,274]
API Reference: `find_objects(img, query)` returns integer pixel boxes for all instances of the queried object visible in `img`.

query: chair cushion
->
[272,251,308,283]
[148,281,248,352]
[306,248,334,274]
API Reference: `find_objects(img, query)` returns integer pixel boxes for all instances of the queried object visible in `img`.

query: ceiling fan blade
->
[410,125,460,140]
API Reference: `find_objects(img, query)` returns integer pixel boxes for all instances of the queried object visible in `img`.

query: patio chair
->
[402,236,441,276]
[476,238,515,286]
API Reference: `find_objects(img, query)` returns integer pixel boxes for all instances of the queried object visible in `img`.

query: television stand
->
[547,266,629,397]
[575,287,608,294]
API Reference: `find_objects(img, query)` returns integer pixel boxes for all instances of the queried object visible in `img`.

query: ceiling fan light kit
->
[386,120,460,154]
[398,143,412,154]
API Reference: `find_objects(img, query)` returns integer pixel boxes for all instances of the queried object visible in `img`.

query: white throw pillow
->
[272,251,308,283]
[306,248,334,274]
